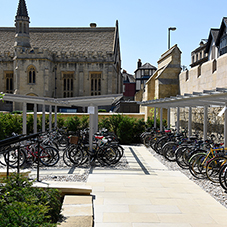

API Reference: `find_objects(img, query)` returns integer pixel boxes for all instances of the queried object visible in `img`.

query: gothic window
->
[90,73,101,96]
[5,72,13,93]
[28,66,36,84]
[63,73,74,98]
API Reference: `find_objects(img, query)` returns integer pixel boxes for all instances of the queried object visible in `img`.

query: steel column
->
[188,107,192,137]
[167,108,170,129]
[225,105,227,147]
[34,104,37,133]
[177,107,180,133]
[22,102,27,135]
[203,105,208,140]
[154,108,157,129]
[42,104,45,132]
[160,108,163,131]
[49,105,52,132]
[54,105,57,128]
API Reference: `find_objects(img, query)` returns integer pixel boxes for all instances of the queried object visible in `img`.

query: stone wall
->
[179,53,227,94]
[170,107,224,140]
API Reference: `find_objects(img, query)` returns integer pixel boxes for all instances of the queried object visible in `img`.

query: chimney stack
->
[137,59,142,69]
[90,23,97,28]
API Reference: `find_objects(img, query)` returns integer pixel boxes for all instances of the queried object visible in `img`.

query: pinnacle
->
[16,0,29,17]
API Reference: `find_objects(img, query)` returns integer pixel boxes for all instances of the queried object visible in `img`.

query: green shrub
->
[57,115,65,128]
[98,109,107,112]
[80,116,89,129]
[0,174,62,227]
[0,113,22,139]
[64,115,81,133]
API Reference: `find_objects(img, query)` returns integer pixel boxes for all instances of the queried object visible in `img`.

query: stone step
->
[60,195,93,227]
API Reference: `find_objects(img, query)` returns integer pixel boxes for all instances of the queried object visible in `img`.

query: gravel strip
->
[147,146,227,208]
[0,148,129,183]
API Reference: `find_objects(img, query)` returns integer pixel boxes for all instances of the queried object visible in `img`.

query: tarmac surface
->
[31,144,227,227]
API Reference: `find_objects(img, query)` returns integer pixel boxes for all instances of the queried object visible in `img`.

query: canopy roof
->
[139,87,227,108]
[2,93,123,107]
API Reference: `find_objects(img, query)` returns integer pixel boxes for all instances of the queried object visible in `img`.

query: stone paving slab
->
[87,144,227,227]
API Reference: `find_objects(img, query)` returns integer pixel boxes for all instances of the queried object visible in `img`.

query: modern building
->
[0,0,122,112]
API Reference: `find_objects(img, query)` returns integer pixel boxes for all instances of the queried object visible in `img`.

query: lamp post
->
[168,27,176,49]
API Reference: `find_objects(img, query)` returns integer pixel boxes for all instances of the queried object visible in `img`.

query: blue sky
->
[1,0,227,74]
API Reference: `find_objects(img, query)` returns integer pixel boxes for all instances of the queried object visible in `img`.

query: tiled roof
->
[0,27,116,54]
[205,28,219,53]
[139,63,157,70]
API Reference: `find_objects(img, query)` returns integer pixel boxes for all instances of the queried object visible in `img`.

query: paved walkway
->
[87,144,227,227]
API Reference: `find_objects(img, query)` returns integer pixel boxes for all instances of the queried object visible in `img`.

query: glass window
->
[5,72,13,93]
[28,67,36,84]
[90,73,101,96]
[63,73,74,97]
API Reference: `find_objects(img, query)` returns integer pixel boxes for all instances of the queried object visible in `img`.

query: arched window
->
[27,66,36,84]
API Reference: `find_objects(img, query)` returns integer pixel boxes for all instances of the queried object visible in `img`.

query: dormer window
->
[220,34,227,56]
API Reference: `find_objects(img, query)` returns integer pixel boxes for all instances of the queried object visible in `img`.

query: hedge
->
[0,113,165,144]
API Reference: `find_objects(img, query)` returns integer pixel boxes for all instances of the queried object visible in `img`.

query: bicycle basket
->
[69,136,79,144]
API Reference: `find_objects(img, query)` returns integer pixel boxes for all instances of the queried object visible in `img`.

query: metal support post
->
[177,107,180,133]
[23,102,27,135]
[34,104,37,133]
[188,107,192,138]
[203,105,208,140]
[154,108,157,129]
[42,104,45,133]
[55,105,57,128]
[160,108,163,131]
[167,108,170,129]
[224,105,227,147]
[49,105,52,132]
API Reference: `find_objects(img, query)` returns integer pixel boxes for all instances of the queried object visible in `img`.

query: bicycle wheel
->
[189,153,209,179]
[162,142,177,162]
[156,137,168,155]
[206,156,227,183]
[175,146,191,169]
[219,163,227,190]
[97,146,117,166]
[63,149,74,167]
[68,145,83,167]
[4,147,26,168]
[39,146,60,167]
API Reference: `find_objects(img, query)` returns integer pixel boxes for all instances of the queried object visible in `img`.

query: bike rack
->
[0,132,42,181]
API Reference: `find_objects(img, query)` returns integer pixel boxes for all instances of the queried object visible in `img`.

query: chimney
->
[137,59,142,69]
[90,23,97,28]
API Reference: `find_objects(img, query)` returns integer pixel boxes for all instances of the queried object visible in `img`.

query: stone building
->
[0,0,122,112]
[179,17,227,95]
[135,44,182,120]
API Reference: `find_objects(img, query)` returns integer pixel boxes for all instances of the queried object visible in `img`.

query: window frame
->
[62,72,74,98]
[27,65,36,84]
[90,72,102,96]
